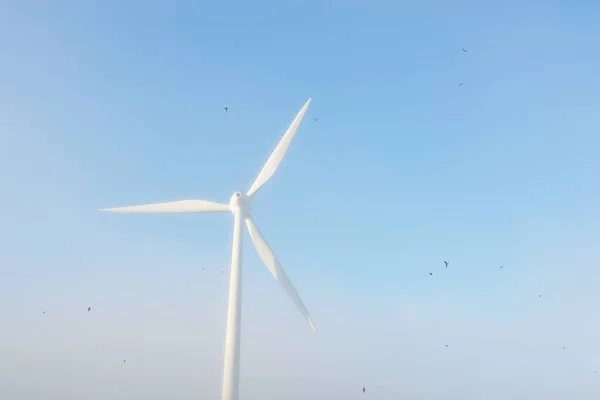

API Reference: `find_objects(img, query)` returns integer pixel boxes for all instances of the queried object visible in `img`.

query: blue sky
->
[1,0,600,399]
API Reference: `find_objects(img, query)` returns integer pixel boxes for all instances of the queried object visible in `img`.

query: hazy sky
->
[1,0,600,399]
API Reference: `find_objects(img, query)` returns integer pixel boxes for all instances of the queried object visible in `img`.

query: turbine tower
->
[100,99,316,400]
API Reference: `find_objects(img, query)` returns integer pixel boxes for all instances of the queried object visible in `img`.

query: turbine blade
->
[246,98,312,197]
[99,199,230,213]
[245,217,316,332]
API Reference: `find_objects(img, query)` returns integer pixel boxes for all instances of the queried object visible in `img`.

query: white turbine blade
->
[246,98,312,198]
[99,199,230,213]
[245,217,316,332]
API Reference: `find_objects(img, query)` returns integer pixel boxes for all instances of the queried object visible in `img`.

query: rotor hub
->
[229,191,251,215]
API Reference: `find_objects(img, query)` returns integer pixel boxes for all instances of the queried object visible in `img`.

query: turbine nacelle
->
[229,191,251,216]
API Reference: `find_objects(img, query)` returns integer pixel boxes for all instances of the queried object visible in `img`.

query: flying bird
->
[444,261,449,268]
[42,310,46,314]
[462,48,468,52]
[500,265,504,269]
[429,272,434,276]
[538,294,542,298]
[313,118,318,122]
[224,106,228,113]
[445,344,449,348]
[362,387,366,393]
[459,83,464,86]
[88,307,91,312]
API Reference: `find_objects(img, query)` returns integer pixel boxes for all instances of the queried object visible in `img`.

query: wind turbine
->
[100,99,316,400]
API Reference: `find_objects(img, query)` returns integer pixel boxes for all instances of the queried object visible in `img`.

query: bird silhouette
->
[445,344,449,348]
[224,106,228,113]
[444,261,449,268]
[459,83,464,86]
[362,387,366,393]
[42,310,46,314]
[429,272,434,276]
[500,265,504,269]
[87,307,91,312]
[462,48,468,52]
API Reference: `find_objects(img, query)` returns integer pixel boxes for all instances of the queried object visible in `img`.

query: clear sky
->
[1,0,600,399]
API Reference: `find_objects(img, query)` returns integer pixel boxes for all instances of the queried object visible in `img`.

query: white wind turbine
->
[100,99,316,400]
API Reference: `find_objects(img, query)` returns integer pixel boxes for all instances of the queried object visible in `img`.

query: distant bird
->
[429,272,434,276]
[221,270,224,274]
[462,48,468,52]
[538,294,542,298]
[459,83,463,86]
[202,268,205,271]
[563,346,566,349]
[444,261,449,268]
[88,307,91,312]
[313,118,318,122]
[224,106,228,113]
[445,344,449,348]
[362,387,366,393]
[124,359,126,363]
[42,310,46,314]
[500,265,504,269]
